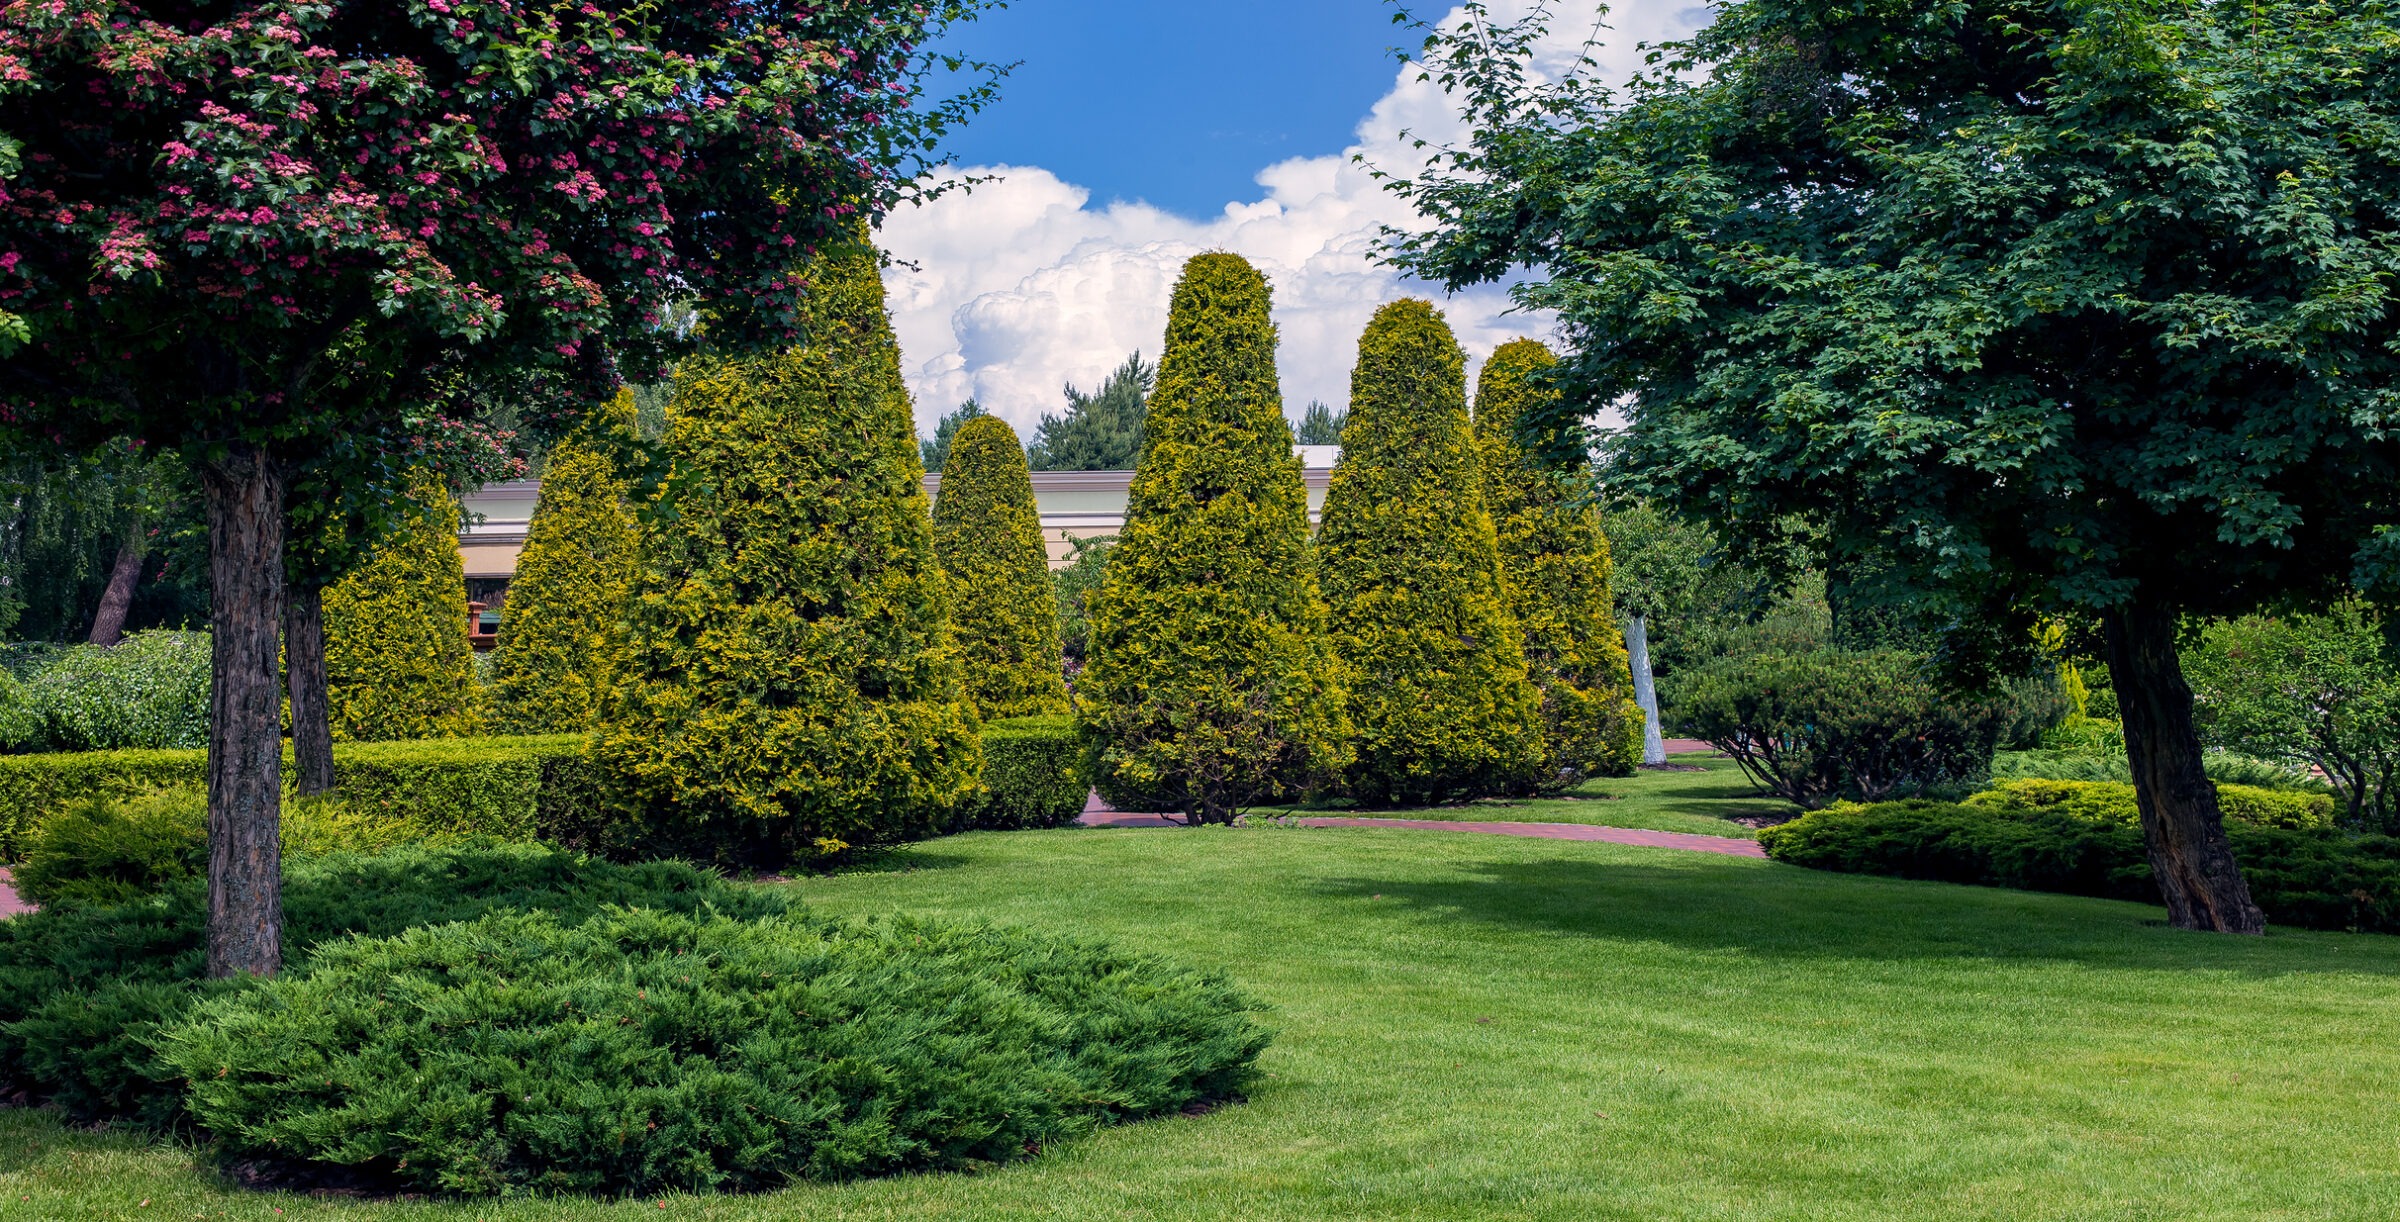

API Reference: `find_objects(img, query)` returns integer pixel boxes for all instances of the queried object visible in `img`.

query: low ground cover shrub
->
[164,907,1268,1197]
[1677,649,2047,808]
[12,789,207,909]
[962,716,1092,830]
[1966,778,2335,830]
[23,630,210,752]
[1759,802,2400,933]
[0,841,779,1127]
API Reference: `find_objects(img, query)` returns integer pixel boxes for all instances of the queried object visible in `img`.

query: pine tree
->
[934,414,1070,718]
[1319,300,1545,804]
[920,399,986,473]
[488,391,639,735]
[1079,254,1351,823]
[1028,352,1152,471]
[594,239,980,863]
[321,470,482,742]
[1293,400,1348,446]
[1475,339,1644,783]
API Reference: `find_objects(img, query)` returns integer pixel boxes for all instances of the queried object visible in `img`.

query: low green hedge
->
[1758,801,2400,933]
[961,716,1092,830]
[164,907,1268,1197]
[0,735,604,861]
[1965,778,2335,830]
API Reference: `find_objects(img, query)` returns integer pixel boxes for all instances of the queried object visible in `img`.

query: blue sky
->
[932,1,1415,218]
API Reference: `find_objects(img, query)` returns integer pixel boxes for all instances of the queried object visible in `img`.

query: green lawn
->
[1265,751,1790,838]
[11,824,2400,1220]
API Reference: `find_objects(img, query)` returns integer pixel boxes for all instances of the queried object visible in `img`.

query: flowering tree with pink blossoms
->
[0,0,998,976]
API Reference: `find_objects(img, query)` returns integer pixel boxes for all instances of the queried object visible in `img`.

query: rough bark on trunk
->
[1624,615,1667,767]
[2104,599,2265,935]
[202,445,286,978]
[86,535,144,646]
[284,580,334,797]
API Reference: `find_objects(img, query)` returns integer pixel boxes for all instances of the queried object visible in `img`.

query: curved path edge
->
[0,868,27,919]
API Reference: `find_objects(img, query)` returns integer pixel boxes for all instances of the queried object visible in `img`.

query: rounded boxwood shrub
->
[963,715,1093,829]
[323,470,482,742]
[1078,253,1351,822]
[596,240,979,865]
[933,415,1070,718]
[489,398,638,735]
[1473,339,1643,785]
[27,630,211,751]
[0,841,782,1128]
[163,907,1268,1198]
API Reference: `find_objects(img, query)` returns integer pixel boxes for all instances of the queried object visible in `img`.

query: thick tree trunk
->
[284,581,334,797]
[85,535,144,646]
[1624,615,1667,767]
[2104,599,2265,935]
[202,445,286,978]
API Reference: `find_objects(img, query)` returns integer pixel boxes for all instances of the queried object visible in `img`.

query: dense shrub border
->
[1759,802,2400,933]
[0,735,600,861]
[163,907,1268,1197]
[962,716,1092,830]
[1965,778,2334,830]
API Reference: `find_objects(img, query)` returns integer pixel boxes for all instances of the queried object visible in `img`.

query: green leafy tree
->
[321,471,481,743]
[2186,606,2400,831]
[933,415,1069,718]
[489,394,640,736]
[1293,400,1348,446]
[0,443,204,644]
[1319,300,1542,804]
[595,241,980,863]
[920,400,987,473]
[1475,340,1642,782]
[1388,0,2400,932]
[1080,255,1352,822]
[1053,534,1115,675]
[1029,353,1152,471]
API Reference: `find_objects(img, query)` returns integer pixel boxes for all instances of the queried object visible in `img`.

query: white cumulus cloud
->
[880,1,1707,439]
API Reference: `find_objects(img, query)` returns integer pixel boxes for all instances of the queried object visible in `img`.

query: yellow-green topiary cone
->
[1079,253,1353,823]
[323,469,482,742]
[594,239,981,864]
[1319,300,1546,804]
[488,390,639,735]
[934,414,1070,718]
[1475,339,1643,783]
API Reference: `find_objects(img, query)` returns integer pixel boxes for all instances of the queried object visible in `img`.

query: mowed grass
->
[9,825,2400,1220]
[1266,751,1789,838]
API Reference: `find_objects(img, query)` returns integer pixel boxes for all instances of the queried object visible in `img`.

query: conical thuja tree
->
[934,414,1069,718]
[595,239,979,864]
[1080,253,1351,822]
[322,469,482,741]
[1475,339,1643,784]
[489,390,640,735]
[1319,300,1544,804]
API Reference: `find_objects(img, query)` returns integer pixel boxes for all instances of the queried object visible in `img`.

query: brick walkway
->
[1077,805,1765,858]
[0,868,29,919]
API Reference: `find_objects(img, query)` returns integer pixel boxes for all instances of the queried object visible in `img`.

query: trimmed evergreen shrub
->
[0,747,205,859]
[933,415,1070,718]
[1759,800,2400,933]
[1472,338,1643,785]
[1078,254,1352,822]
[1318,300,1543,805]
[14,788,208,910]
[26,630,211,752]
[595,240,980,864]
[488,395,638,735]
[1678,648,2032,807]
[1965,777,2334,831]
[0,841,779,1127]
[963,715,1093,829]
[323,470,482,741]
[1992,747,2328,792]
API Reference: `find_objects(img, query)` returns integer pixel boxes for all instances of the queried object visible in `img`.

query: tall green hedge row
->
[1319,300,1544,805]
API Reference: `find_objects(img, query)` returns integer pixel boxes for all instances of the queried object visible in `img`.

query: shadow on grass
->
[1316,858,2400,977]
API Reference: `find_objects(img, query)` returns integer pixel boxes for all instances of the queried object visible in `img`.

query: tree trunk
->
[2104,599,2265,935]
[1624,615,1667,766]
[86,534,145,646]
[202,445,286,978]
[284,581,334,797]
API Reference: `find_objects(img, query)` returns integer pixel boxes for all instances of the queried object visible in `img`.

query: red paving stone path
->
[0,868,29,919]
